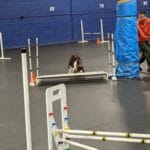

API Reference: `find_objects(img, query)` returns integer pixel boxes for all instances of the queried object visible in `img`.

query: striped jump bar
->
[56,129,150,139]
[66,134,150,144]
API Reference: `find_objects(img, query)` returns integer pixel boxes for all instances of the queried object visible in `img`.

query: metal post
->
[100,19,104,43]
[36,38,39,77]
[21,49,32,150]
[0,32,11,60]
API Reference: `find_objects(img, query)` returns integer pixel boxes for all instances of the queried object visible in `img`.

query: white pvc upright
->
[36,38,39,77]
[28,39,33,72]
[81,20,84,42]
[111,34,117,81]
[107,33,112,75]
[0,32,4,59]
[46,84,69,150]
[65,134,148,144]
[79,19,104,43]
[0,32,11,60]
[78,20,88,43]
[21,50,32,150]
[61,139,98,150]
[100,19,104,42]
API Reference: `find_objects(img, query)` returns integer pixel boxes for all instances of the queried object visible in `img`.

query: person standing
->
[138,11,150,72]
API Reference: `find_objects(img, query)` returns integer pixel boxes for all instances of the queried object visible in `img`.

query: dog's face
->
[68,55,84,73]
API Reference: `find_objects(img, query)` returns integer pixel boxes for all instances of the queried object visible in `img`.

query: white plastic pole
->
[81,20,85,43]
[78,20,88,43]
[145,140,150,144]
[28,39,33,72]
[36,38,39,77]
[100,19,104,43]
[56,129,150,139]
[111,34,115,74]
[0,32,4,58]
[21,49,32,150]
[130,133,150,138]
[57,129,126,137]
[66,134,148,144]
[107,33,112,75]
[57,129,94,135]
[61,139,98,150]
[111,34,117,80]
[0,32,11,60]
[67,134,103,140]
[57,129,128,137]
[104,137,144,143]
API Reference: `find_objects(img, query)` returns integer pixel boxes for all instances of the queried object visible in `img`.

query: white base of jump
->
[78,40,108,44]
[111,76,117,81]
[0,57,11,60]
[78,40,89,43]
[109,74,117,81]
[36,71,109,85]
[0,32,11,61]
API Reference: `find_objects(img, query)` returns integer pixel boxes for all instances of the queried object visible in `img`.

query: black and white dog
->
[68,54,85,73]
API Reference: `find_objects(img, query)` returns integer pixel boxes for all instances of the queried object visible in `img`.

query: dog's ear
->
[68,55,75,67]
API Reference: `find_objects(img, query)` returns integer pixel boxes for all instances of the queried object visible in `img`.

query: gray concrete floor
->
[0,42,150,150]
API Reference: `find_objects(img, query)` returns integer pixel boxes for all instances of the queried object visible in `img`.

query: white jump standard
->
[0,32,11,60]
[79,19,105,43]
[28,39,36,86]
[46,84,150,150]
[34,38,108,85]
[21,49,32,150]
[108,34,117,81]
[27,32,118,85]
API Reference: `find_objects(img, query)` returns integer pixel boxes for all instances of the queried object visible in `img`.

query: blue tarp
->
[116,0,137,16]
[115,0,140,78]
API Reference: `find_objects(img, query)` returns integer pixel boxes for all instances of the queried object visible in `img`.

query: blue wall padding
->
[115,0,140,78]
[72,0,116,13]
[0,16,72,48]
[0,0,71,18]
[0,0,149,48]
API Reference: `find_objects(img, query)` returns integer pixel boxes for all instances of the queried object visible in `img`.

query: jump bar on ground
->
[36,71,108,85]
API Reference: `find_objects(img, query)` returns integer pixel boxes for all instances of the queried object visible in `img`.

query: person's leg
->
[139,41,150,72]
[146,41,150,72]
[146,40,150,47]
[139,53,145,64]
[139,42,146,71]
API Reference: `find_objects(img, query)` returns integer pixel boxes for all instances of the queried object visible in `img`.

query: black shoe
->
[139,67,143,71]
[139,57,146,64]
